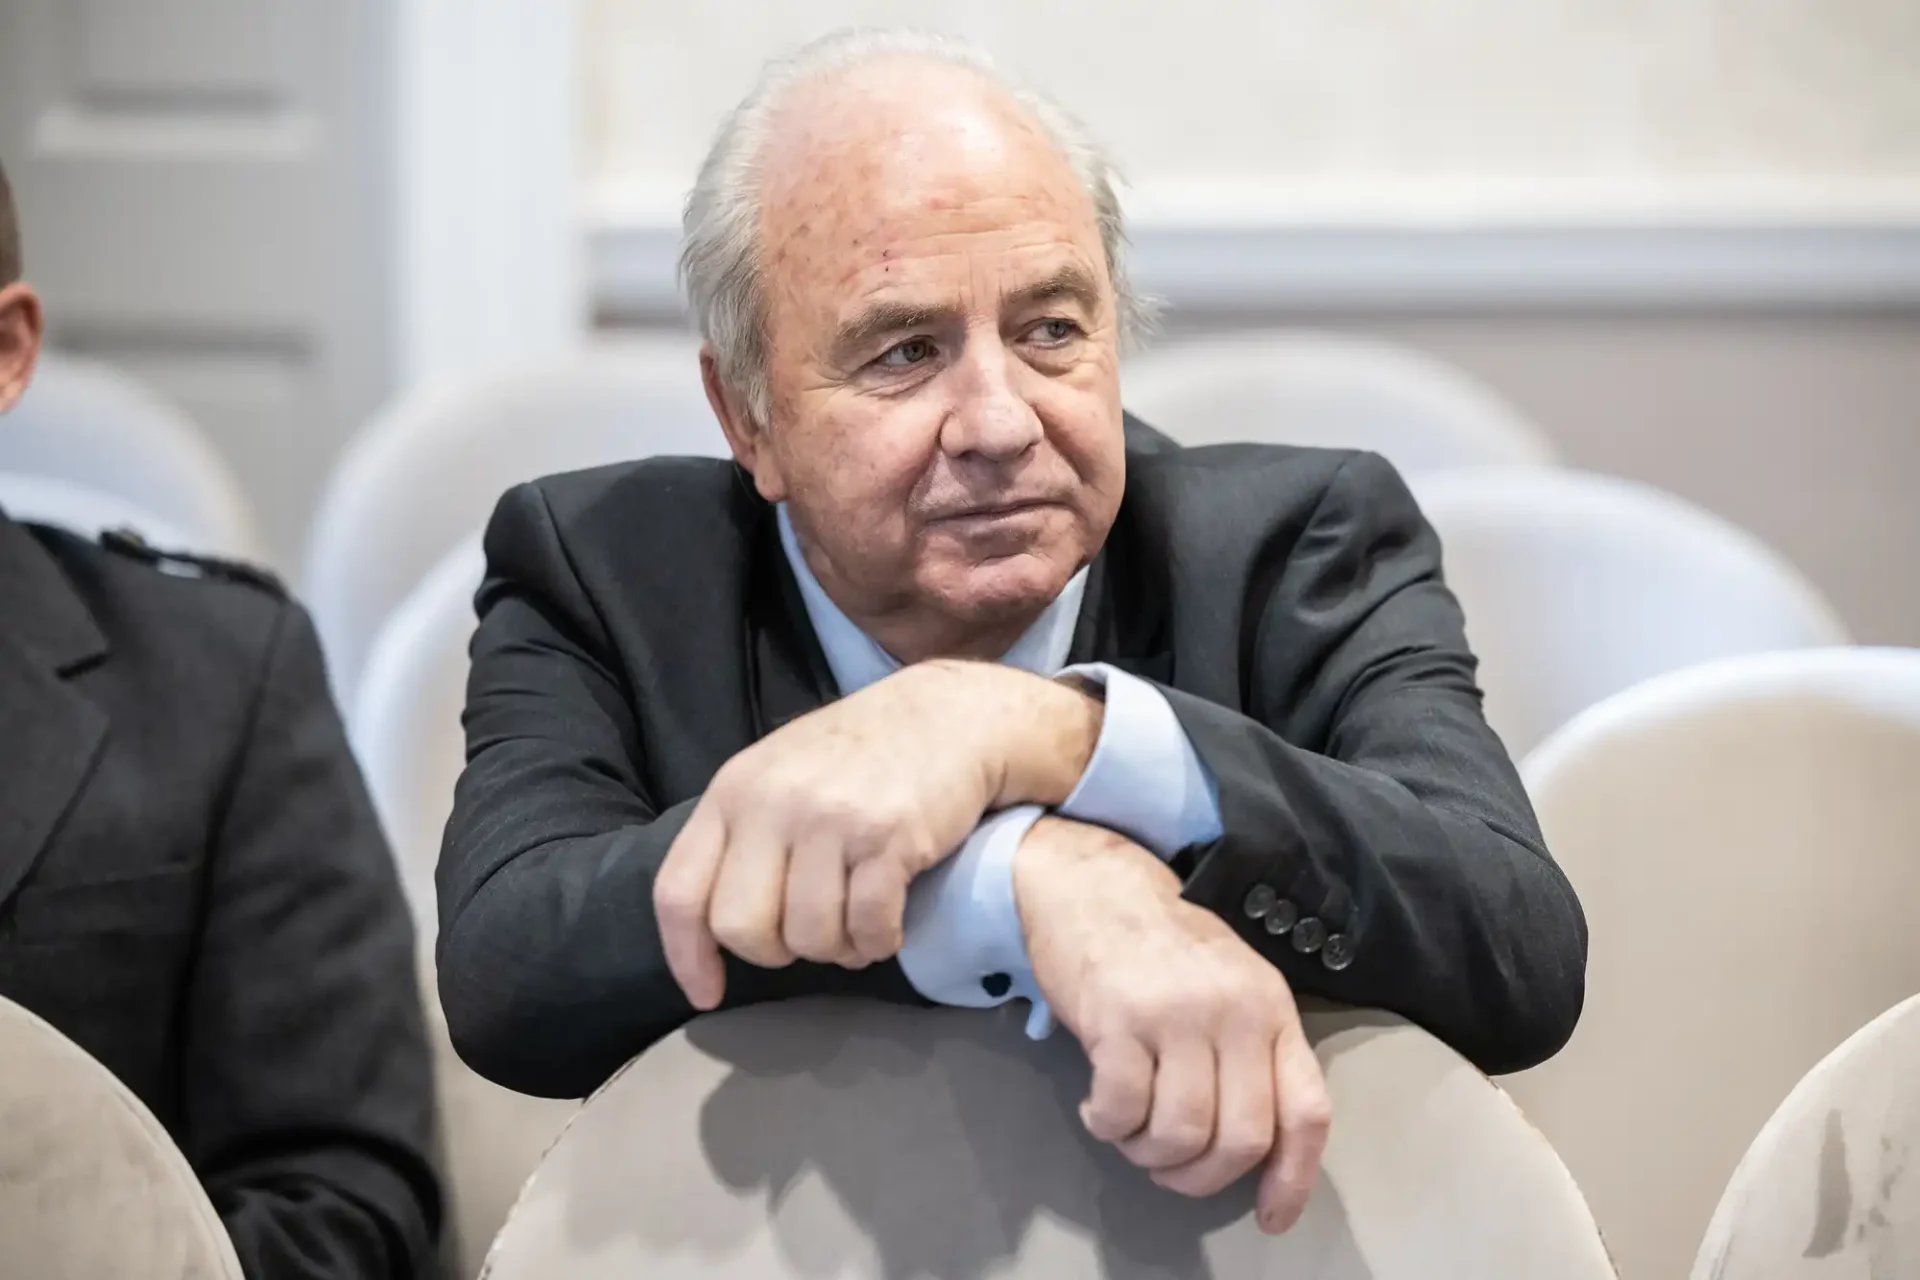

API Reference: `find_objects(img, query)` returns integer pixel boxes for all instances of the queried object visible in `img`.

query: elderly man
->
[438,30,1585,1233]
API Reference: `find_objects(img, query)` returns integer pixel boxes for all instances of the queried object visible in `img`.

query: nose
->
[939,335,1043,462]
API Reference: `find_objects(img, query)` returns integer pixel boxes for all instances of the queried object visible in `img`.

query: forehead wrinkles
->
[756,64,1098,307]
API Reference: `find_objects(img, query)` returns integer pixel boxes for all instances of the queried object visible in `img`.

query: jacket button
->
[1262,899,1299,935]
[1321,933,1354,971]
[1290,917,1327,955]
[1242,884,1278,919]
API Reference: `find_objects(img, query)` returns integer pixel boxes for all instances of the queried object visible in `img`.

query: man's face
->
[719,62,1125,643]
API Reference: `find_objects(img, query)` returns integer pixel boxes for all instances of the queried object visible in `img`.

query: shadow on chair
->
[485,999,1612,1279]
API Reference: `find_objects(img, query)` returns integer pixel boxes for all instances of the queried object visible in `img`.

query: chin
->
[933,552,1077,624]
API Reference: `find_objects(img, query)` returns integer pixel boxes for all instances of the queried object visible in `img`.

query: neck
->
[779,504,1052,665]
[858,604,1038,667]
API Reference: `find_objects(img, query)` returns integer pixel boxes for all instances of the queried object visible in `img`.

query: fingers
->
[708,823,793,971]
[1118,1039,1215,1171]
[783,833,856,964]
[845,854,909,963]
[652,802,729,1010]
[1080,1035,1155,1144]
[1257,1022,1332,1235]
[1153,1029,1277,1198]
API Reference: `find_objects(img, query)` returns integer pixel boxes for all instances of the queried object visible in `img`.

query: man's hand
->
[654,660,1103,1009]
[1014,816,1331,1234]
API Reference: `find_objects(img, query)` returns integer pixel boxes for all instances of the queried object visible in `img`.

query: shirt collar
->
[776,503,1088,696]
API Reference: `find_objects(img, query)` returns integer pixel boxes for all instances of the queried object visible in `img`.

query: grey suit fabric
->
[0,511,440,1279]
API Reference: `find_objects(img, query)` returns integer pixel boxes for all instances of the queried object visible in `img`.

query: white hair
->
[679,28,1154,425]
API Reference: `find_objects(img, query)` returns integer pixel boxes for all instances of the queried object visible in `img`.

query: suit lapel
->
[1069,499,1173,685]
[742,504,836,738]
[0,515,110,911]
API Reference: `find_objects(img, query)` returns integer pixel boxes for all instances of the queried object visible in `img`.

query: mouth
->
[928,498,1059,525]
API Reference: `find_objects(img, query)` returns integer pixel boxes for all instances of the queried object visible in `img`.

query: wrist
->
[992,671,1104,808]
[1012,815,1179,931]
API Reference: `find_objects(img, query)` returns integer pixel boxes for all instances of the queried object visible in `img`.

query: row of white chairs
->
[4,333,1564,696]
[3,341,1846,763]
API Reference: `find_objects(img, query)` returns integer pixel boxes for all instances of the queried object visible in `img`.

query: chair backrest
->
[0,352,258,557]
[418,951,580,1280]
[483,999,1616,1279]
[1506,648,1920,1280]
[1410,466,1848,760]
[303,339,725,701]
[1692,993,1920,1280]
[0,471,196,550]
[1121,332,1558,474]
[349,533,486,937]
[351,537,578,1278]
[0,993,242,1279]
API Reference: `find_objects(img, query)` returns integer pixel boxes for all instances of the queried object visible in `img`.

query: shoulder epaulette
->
[98,527,286,596]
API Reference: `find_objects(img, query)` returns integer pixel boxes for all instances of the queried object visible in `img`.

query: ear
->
[700,343,787,502]
[0,282,44,416]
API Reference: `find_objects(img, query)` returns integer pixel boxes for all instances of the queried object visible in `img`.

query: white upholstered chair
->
[349,533,486,936]
[0,471,195,549]
[1410,466,1848,760]
[483,999,1615,1279]
[1121,332,1557,474]
[1692,992,1920,1280]
[1506,648,1920,1280]
[349,534,576,1279]
[304,339,724,700]
[0,993,242,1279]
[0,352,257,557]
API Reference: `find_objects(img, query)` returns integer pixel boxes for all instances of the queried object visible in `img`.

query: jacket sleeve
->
[180,600,441,1279]
[1165,451,1588,1074]
[436,484,916,1101]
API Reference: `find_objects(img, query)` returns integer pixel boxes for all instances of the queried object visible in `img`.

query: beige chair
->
[1122,331,1558,475]
[0,993,242,1279]
[304,339,724,701]
[349,535,577,1279]
[1411,466,1848,760]
[0,352,259,557]
[1507,648,1920,1280]
[349,532,486,935]
[483,998,1616,1278]
[419,953,580,1280]
[1692,993,1920,1280]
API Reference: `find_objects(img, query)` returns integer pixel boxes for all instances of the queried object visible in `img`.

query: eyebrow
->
[830,301,954,366]
[829,262,1108,367]
[1007,263,1105,316]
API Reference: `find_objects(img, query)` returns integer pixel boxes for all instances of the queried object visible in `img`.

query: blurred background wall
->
[583,0,1920,645]
[2,0,1916,637]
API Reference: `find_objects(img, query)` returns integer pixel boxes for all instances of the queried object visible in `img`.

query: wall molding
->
[590,218,1920,322]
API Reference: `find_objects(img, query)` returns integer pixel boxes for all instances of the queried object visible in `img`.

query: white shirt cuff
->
[1057,663,1225,857]
[897,804,1055,1039]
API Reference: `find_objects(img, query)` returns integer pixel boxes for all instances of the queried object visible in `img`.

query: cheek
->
[1033,382,1126,499]
[783,397,944,525]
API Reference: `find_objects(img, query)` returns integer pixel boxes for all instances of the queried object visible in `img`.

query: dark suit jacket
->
[0,513,439,1279]
[439,418,1587,1100]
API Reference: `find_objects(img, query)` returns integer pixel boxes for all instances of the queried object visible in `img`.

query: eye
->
[1027,318,1081,346]
[877,337,937,368]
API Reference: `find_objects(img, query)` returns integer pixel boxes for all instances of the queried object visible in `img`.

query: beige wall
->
[579,0,1920,222]
[1154,309,1920,645]
[580,0,1920,644]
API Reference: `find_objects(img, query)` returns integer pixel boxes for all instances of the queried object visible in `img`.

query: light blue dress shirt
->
[776,506,1224,1038]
